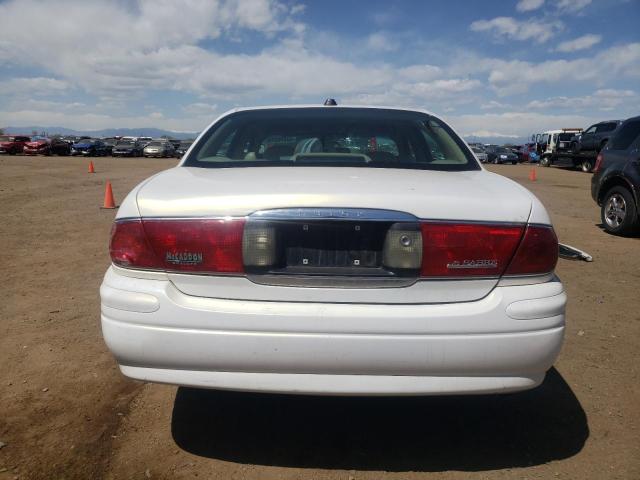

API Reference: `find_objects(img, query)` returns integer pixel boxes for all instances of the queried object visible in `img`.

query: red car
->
[23,137,51,155]
[0,135,31,154]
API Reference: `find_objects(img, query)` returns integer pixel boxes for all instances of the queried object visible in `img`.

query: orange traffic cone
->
[101,181,117,209]
[529,167,537,182]
[88,161,95,173]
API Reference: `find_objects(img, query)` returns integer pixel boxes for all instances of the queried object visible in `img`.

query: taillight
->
[420,223,524,277]
[593,153,604,173]
[504,225,558,276]
[110,219,245,273]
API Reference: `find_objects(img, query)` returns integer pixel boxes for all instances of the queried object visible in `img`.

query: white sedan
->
[101,104,565,396]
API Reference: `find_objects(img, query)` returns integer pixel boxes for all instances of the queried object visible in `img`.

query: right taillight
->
[504,225,558,276]
[593,153,604,173]
[419,222,558,278]
[420,223,524,277]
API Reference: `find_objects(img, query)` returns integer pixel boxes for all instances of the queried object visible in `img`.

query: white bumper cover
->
[100,267,566,395]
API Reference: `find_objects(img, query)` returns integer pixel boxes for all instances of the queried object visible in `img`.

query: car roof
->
[227,104,437,117]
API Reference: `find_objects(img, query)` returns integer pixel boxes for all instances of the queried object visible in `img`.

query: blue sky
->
[0,0,638,138]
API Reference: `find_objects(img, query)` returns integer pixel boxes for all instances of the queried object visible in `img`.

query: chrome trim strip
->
[247,274,417,289]
[248,208,417,222]
[116,213,537,227]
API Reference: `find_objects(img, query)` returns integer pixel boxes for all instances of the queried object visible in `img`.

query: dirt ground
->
[0,155,638,480]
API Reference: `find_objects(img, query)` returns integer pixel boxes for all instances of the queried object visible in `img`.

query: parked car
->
[71,139,108,156]
[23,136,51,155]
[137,136,153,147]
[591,115,640,236]
[0,135,30,154]
[471,146,487,163]
[572,120,623,154]
[102,104,564,396]
[102,137,118,155]
[112,140,143,157]
[50,137,73,156]
[174,140,193,158]
[143,140,175,158]
[485,146,519,164]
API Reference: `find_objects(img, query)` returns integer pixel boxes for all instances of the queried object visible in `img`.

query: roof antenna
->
[323,98,337,106]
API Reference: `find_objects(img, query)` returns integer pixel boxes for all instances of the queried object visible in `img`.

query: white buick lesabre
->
[100,104,565,395]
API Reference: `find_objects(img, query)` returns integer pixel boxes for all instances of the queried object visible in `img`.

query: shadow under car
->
[170,368,588,472]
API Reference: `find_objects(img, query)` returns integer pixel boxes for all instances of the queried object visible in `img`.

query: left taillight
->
[593,153,604,173]
[109,219,245,273]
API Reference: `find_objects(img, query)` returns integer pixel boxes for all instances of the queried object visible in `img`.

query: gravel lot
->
[0,155,638,480]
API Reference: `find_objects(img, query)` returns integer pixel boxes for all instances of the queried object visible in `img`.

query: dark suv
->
[591,116,640,236]
[572,120,623,154]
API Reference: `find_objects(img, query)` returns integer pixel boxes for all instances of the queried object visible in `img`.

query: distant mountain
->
[1,125,526,146]
[463,134,529,146]
[1,126,198,140]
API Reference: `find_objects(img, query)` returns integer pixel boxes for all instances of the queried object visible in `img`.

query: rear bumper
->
[100,267,566,395]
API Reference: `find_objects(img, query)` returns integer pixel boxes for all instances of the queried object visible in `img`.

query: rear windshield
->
[558,133,574,141]
[184,108,479,171]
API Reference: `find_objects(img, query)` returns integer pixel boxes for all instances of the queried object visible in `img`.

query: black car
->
[102,137,118,155]
[112,140,143,157]
[572,120,623,154]
[485,146,519,164]
[591,115,640,236]
[50,137,72,155]
[174,140,193,158]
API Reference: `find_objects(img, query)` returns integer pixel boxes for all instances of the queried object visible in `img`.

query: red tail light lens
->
[593,153,604,173]
[420,223,524,277]
[110,219,245,273]
[504,225,558,276]
[110,220,160,269]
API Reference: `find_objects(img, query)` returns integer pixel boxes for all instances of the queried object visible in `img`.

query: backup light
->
[243,223,277,267]
[383,225,423,269]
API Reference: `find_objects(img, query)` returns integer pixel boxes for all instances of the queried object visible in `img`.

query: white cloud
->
[447,111,603,138]
[480,100,510,109]
[0,108,206,132]
[0,77,69,95]
[526,89,638,111]
[556,34,601,52]
[182,103,219,115]
[480,43,640,95]
[366,32,398,52]
[470,16,563,43]
[557,0,592,12]
[516,0,545,12]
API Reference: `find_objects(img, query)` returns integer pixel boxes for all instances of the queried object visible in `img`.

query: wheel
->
[540,156,551,167]
[601,186,639,236]
[581,159,594,172]
[571,142,580,154]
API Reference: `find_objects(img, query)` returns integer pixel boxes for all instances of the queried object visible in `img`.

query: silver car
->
[143,141,175,158]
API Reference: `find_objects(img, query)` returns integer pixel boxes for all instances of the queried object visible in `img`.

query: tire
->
[581,159,594,172]
[601,186,639,236]
[540,156,551,167]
